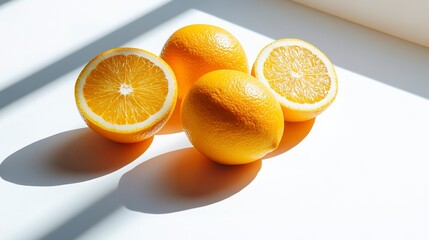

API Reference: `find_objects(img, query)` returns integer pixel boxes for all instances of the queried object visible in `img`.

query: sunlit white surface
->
[1,0,429,239]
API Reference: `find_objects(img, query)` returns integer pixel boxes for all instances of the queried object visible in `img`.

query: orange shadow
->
[0,128,152,186]
[167,148,261,198]
[157,99,183,135]
[118,147,261,213]
[55,129,153,174]
[264,118,315,159]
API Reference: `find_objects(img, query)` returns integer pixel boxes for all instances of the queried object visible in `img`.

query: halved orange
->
[75,47,177,143]
[252,38,338,122]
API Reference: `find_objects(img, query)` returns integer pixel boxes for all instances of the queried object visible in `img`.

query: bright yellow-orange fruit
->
[181,70,284,165]
[75,47,177,143]
[160,24,249,99]
[252,38,338,122]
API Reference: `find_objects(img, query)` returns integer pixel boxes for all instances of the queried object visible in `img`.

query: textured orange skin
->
[160,24,249,99]
[75,48,177,143]
[181,70,284,165]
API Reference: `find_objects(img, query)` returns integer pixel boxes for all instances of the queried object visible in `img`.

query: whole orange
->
[160,24,249,99]
[181,70,284,165]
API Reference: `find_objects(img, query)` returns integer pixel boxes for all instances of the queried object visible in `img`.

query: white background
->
[1,0,429,239]
[292,0,429,48]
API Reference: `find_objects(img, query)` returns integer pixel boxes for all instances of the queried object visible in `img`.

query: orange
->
[252,38,338,122]
[160,24,249,99]
[75,47,177,143]
[181,70,284,165]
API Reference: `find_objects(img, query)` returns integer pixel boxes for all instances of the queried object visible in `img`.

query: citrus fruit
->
[75,47,177,143]
[252,38,338,122]
[181,69,284,165]
[160,24,249,99]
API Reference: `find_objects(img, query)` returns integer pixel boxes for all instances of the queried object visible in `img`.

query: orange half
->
[253,38,338,122]
[75,47,177,143]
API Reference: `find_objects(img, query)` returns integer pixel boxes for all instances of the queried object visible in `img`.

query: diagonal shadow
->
[6,1,429,238]
[192,0,429,99]
[117,147,261,214]
[0,0,11,6]
[36,147,261,239]
[0,0,198,110]
[0,128,153,186]
[3,0,427,113]
[36,190,121,240]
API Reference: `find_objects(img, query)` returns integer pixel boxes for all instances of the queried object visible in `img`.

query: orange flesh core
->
[263,46,331,104]
[83,54,168,125]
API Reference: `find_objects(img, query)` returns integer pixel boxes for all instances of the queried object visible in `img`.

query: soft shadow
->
[35,148,259,239]
[0,0,199,110]
[36,190,121,240]
[194,0,429,99]
[2,0,428,114]
[0,0,11,6]
[117,147,261,214]
[0,128,152,186]
[36,189,123,240]
[265,118,315,159]
[157,99,183,134]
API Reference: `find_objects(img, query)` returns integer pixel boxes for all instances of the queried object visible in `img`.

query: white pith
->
[76,49,176,132]
[255,39,337,111]
[119,83,133,95]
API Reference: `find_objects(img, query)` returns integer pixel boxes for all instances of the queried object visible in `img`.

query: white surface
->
[1,0,429,239]
[292,0,429,48]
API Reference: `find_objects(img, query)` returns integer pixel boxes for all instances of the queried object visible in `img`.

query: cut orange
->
[75,47,177,143]
[252,38,338,122]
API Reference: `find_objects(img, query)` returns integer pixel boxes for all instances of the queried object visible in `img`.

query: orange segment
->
[83,55,168,124]
[75,47,177,143]
[263,46,331,104]
[253,38,338,122]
